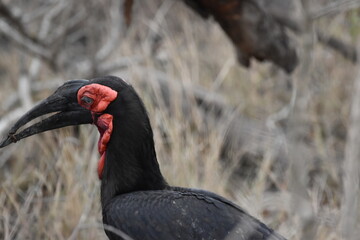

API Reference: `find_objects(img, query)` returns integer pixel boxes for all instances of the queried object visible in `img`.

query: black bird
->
[0,76,286,240]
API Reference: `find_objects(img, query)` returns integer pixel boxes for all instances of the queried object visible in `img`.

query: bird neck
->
[99,97,168,208]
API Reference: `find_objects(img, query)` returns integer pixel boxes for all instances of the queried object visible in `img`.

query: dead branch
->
[18,65,34,109]
[311,0,360,20]
[46,9,86,44]
[97,56,143,75]
[259,0,358,64]
[1,78,63,113]
[317,30,357,63]
[0,2,55,67]
[0,107,26,136]
[95,0,123,62]
[340,63,360,239]
[0,18,52,62]
[132,68,287,185]
[0,1,42,45]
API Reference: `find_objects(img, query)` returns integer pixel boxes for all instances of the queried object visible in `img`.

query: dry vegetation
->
[0,0,360,239]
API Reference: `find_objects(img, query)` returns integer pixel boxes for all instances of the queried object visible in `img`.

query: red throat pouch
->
[95,113,113,179]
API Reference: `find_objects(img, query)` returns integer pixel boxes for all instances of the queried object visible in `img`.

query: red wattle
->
[98,153,105,179]
[95,114,113,179]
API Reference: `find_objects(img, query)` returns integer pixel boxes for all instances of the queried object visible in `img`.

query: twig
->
[102,224,135,240]
[257,0,358,64]
[97,56,143,75]
[0,144,16,169]
[266,76,297,131]
[0,2,56,69]
[212,58,236,91]
[310,0,360,20]
[286,2,317,237]
[22,4,53,23]
[38,0,67,40]
[67,186,97,240]
[317,30,357,63]
[144,0,174,53]
[0,107,26,136]
[73,222,135,240]
[2,93,19,112]
[339,63,360,239]
[0,18,51,61]
[18,65,34,110]
[95,0,123,62]
[7,183,37,240]
[0,1,42,45]
[0,79,63,113]
[47,9,86,44]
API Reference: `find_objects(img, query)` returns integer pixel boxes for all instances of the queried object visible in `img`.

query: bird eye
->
[81,96,94,105]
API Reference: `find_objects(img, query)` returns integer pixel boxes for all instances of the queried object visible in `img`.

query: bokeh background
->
[0,0,360,239]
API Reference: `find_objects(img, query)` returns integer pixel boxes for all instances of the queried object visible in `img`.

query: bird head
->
[0,76,142,180]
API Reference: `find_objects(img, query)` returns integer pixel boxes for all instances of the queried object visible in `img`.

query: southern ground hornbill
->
[0,76,286,240]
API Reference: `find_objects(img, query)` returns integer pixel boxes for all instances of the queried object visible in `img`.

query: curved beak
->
[0,79,93,148]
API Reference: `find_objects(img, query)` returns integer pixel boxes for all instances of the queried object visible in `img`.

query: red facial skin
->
[77,84,118,179]
[77,84,118,113]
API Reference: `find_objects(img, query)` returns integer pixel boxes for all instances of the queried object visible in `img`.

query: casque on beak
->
[0,79,93,148]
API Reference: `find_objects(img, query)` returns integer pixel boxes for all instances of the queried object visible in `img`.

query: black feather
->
[103,187,286,240]
[84,76,287,240]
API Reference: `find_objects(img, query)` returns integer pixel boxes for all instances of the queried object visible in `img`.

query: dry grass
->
[0,0,360,239]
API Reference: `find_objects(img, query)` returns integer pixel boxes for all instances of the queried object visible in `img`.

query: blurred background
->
[0,0,360,239]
